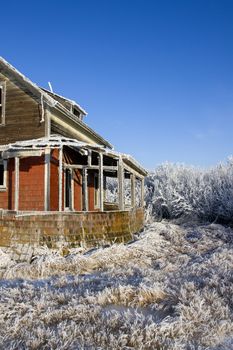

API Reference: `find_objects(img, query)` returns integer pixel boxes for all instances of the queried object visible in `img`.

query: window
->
[0,82,6,125]
[0,160,7,189]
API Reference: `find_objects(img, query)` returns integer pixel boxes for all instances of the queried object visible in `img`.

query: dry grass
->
[0,221,233,349]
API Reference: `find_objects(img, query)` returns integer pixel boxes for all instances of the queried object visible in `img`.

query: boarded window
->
[0,82,6,125]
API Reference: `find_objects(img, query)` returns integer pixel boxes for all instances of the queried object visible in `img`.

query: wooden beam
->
[131,173,136,208]
[63,163,118,171]
[122,163,144,180]
[83,168,88,211]
[99,153,104,211]
[44,148,50,211]
[118,156,124,211]
[71,169,74,211]
[88,150,92,166]
[58,147,63,211]
[14,157,19,211]
[3,150,43,159]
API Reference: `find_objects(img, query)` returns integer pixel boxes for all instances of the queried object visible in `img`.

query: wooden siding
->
[50,112,105,145]
[0,72,45,144]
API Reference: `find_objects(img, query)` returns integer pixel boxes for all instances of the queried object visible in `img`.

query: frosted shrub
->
[145,158,233,223]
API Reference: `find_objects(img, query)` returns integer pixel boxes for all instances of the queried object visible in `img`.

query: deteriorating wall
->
[0,208,144,261]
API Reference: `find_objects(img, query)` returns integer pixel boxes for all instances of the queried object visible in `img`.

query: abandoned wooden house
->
[0,57,147,250]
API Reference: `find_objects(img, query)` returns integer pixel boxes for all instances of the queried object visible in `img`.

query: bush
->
[145,158,233,223]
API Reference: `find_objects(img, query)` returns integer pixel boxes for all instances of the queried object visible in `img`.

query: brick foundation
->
[0,208,145,260]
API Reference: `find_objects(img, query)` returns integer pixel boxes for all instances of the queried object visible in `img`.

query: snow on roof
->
[0,136,148,176]
[41,88,88,116]
[0,135,104,151]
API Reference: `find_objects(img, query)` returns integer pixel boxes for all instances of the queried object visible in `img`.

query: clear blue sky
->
[1,0,233,170]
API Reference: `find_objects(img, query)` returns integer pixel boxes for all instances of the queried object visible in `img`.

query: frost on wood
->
[0,222,233,349]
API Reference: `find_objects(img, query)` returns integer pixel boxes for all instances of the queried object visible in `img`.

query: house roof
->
[40,88,88,116]
[0,57,112,149]
[0,135,148,177]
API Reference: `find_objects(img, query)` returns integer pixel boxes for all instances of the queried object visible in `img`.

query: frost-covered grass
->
[0,221,233,349]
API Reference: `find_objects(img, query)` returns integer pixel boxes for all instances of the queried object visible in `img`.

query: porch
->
[0,136,147,213]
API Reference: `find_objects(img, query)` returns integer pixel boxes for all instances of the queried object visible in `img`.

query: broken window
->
[0,82,5,125]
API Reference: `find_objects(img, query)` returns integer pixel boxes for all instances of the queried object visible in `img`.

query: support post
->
[14,157,19,211]
[141,178,144,207]
[118,156,124,211]
[99,153,104,211]
[83,168,88,211]
[71,169,74,211]
[88,150,92,167]
[131,173,136,208]
[44,148,50,211]
[58,147,63,211]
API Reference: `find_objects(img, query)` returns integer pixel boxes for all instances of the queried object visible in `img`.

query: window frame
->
[0,81,6,126]
[0,159,7,191]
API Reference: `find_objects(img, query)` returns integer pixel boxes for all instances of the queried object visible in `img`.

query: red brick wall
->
[0,156,44,210]
[19,156,44,211]
[0,157,45,211]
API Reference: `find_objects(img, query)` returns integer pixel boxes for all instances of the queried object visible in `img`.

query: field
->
[0,220,233,349]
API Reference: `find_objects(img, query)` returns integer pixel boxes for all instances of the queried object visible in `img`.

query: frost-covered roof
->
[0,135,103,151]
[0,136,148,176]
[41,88,88,116]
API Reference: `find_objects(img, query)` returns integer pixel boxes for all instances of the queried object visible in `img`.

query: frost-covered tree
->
[145,158,233,223]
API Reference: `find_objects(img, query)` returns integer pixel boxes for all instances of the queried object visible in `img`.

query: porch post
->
[131,173,136,208]
[14,157,19,211]
[44,148,50,211]
[99,153,104,211]
[141,178,144,207]
[88,150,92,166]
[58,146,63,211]
[118,156,124,211]
[83,168,88,211]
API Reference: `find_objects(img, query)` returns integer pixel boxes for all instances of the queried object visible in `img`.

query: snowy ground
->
[0,221,233,349]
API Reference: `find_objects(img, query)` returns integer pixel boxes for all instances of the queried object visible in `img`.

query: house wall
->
[19,156,44,211]
[0,72,45,144]
[0,156,45,211]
